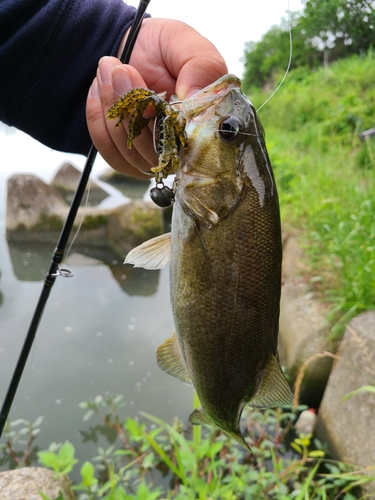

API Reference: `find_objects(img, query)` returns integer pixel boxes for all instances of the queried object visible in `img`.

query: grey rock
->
[99,168,151,200]
[7,174,67,232]
[6,173,111,246]
[107,200,164,257]
[6,171,163,260]
[51,162,109,206]
[0,467,75,499]
[316,311,375,498]
[278,236,335,407]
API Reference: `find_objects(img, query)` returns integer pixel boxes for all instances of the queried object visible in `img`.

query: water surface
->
[0,138,193,474]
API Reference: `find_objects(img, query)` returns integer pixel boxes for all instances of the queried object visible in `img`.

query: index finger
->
[162,23,228,99]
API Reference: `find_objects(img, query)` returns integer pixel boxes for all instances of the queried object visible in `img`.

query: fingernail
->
[98,56,117,85]
[112,66,132,96]
[186,88,201,98]
[89,78,99,98]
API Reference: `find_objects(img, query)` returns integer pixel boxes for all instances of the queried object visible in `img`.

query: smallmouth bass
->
[108,74,293,448]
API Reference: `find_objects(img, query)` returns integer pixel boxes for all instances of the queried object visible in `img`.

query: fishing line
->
[0,0,152,440]
[257,0,292,112]
[64,181,92,264]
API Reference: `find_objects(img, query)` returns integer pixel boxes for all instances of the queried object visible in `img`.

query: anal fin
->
[156,333,192,384]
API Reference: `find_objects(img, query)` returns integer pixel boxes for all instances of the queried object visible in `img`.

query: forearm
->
[0,0,140,155]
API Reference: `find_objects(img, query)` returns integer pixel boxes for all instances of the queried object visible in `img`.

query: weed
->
[0,416,42,467]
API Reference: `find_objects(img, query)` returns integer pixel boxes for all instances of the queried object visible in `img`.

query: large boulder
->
[6,172,164,258]
[51,162,109,206]
[316,311,375,498]
[107,200,164,257]
[7,174,67,233]
[0,467,75,500]
[6,174,111,246]
[99,168,151,199]
[278,236,335,407]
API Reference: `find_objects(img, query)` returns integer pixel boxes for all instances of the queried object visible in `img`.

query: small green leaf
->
[308,450,326,458]
[142,452,156,469]
[38,451,61,472]
[112,394,124,405]
[343,385,375,400]
[33,416,44,427]
[38,491,65,500]
[290,442,303,454]
[144,432,186,484]
[57,441,78,474]
[38,492,52,500]
[38,441,77,476]
[80,461,98,488]
[83,410,94,421]
[136,480,162,500]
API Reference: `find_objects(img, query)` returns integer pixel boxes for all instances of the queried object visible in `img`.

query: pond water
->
[0,127,194,477]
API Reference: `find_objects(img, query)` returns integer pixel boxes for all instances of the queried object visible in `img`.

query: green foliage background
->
[242,0,375,90]
[249,51,375,337]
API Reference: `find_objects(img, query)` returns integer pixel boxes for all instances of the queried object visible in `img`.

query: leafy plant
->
[2,393,373,499]
[0,416,43,467]
[31,394,374,500]
[38,441,78,476]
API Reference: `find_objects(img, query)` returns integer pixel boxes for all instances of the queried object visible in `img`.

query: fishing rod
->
[0,0,151,439]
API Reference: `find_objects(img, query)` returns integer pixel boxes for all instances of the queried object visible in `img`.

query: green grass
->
[248,51,375,338]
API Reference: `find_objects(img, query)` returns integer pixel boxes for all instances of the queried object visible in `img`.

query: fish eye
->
[218,116,240,142]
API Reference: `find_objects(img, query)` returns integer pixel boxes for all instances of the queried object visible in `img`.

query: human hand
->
[86,18,227,177]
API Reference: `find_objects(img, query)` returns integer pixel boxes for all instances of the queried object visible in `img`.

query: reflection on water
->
[0,187,193,481]
[8,241,160,296]
[7,241,56,282]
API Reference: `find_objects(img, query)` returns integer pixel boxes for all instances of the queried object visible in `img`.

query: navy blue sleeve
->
[0,0,141,155]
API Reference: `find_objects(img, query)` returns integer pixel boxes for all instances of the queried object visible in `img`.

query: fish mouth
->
[179,74,242,120]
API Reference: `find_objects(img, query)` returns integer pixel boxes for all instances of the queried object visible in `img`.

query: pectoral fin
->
[249,355,293,409]
[156,333,192,384]
[124,232,171,270]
